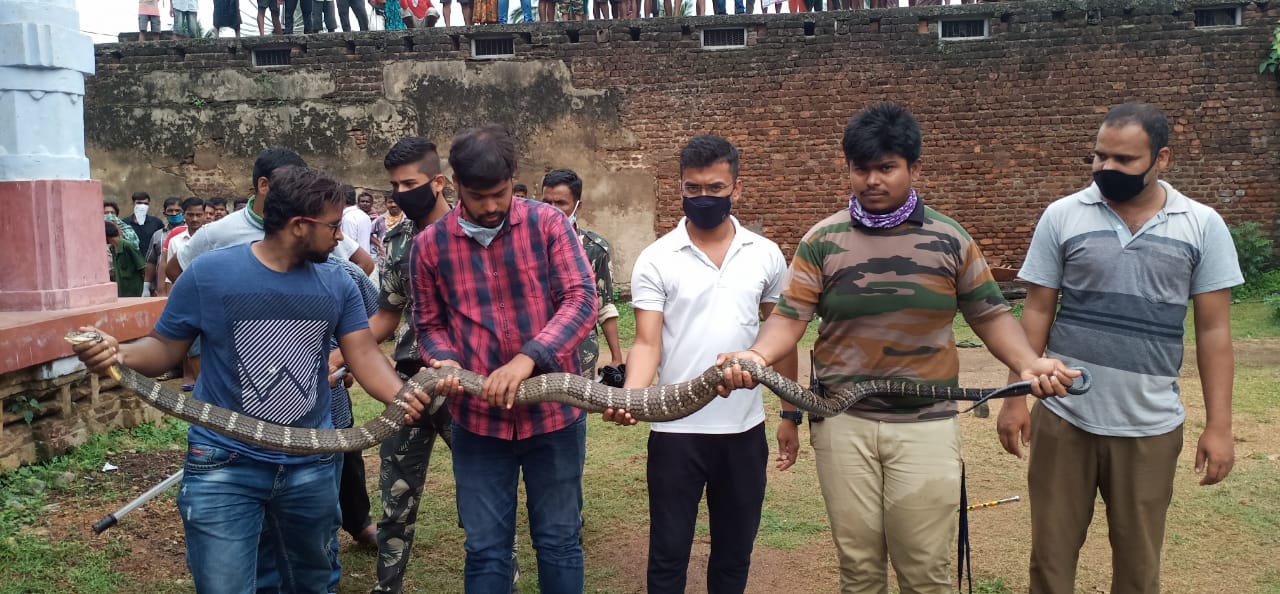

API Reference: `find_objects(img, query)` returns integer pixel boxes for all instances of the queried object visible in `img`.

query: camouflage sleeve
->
[594,237,615,307]
[956,236,1010,322]
[377,259,409,313]
[775,234,823,322]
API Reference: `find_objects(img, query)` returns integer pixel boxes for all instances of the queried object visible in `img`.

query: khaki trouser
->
[811,413,962,594]
[1028,404,1183,594]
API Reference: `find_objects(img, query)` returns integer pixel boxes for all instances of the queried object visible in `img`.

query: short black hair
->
[541,169,583,201]
[105,220,119,238]
[842,102,923,165]
[383,137,441,176]
[679,135,739,178]
[131,192,150,203]
[1102,102,1170,156]
[251,147,307,190]
[103,200,119,214]
[342,184,357,206]
[262,166,345,235]
[163,196,183,209]
[233,197,249,208]
[449,126,517,190]
[181,197,205,211]
[512,183,528,195]
[207,196,228,208]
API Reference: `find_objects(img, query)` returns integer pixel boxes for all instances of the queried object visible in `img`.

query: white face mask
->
[458,217,504,247]
[568,201,580,227]
[133,204,149,223]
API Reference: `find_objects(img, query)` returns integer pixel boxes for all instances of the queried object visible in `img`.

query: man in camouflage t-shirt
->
[720,103,1078,594]
[326,137,452,594]
[539,169,623,378]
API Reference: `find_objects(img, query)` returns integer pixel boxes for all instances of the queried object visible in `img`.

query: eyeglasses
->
[681,182,734,197]
[297,216,342,237]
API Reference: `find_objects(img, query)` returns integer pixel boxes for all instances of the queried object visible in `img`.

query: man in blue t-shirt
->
[72,165,434,594]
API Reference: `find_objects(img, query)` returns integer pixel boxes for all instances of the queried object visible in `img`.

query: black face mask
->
[391,183,438,223]
[682,196,732,230]
[1093,158,1155,203]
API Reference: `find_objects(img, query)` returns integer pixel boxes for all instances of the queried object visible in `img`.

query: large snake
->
[66,330,1089,455]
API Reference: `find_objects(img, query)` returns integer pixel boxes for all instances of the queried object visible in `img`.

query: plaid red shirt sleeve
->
[409,199,597,439]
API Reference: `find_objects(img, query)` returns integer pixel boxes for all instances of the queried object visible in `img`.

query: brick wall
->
[87,0,1280,271]
[1,366,166,469]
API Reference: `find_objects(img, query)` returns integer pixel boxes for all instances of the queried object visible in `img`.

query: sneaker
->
[511,549,520,592]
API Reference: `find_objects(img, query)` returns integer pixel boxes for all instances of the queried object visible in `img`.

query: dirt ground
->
[29,340,1280,593]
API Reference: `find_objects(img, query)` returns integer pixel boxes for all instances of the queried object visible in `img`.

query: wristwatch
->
[780,410,803,426]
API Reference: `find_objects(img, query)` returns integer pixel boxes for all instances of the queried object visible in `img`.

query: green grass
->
[1227,301,1280,340]
[1259,568,1280,593]
[1191,465,1280,544]
[0,534,131,594]
[973,577,1014,594]
[1181,300,1280,341]
[1228,361,1280,418]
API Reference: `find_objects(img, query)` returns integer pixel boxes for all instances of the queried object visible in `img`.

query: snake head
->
[64,330,104,346]
[63,329,122,382]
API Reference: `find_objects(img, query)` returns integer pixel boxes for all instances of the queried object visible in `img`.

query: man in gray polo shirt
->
[997,102,1243,594]
[167,147,375,279]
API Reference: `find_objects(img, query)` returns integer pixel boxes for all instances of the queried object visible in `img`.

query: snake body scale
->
[66,330,1089,455]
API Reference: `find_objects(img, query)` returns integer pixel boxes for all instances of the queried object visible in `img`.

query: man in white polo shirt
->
[605,134,798,594]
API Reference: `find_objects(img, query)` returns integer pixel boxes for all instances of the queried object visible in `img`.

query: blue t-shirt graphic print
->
[227,294,332,426]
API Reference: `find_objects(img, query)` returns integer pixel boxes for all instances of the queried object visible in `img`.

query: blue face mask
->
[568,201,580,228]
[458,216,504,247]
[166,213,184,225]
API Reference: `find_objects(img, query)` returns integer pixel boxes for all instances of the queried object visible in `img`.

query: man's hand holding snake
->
[68,326,123,377]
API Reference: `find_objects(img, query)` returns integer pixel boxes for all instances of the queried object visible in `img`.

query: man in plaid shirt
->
[411,126,597,592]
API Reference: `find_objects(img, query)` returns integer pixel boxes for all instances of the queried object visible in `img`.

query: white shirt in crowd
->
[341,205,373,255]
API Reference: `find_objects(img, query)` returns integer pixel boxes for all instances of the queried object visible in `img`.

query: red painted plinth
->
[0,298,167,376]
[0,179,119,312]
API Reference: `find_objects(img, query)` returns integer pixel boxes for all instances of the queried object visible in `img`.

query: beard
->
[306,248,331,264]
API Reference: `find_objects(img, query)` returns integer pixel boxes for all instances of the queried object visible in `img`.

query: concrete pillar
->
[0,0,117,311]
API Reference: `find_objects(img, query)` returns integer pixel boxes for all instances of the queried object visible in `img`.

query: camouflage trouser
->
[577,332,599,380]
[372,400,450,593]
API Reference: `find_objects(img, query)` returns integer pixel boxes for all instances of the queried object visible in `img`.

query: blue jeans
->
[499,0,509,22]
[452,416,586,593]
[174,10,198,36]
[177,442,338,594]
[328,454,344,592]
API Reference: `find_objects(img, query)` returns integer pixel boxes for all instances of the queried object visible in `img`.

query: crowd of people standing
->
[137,0,972,38]
[77,100,1240,594]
